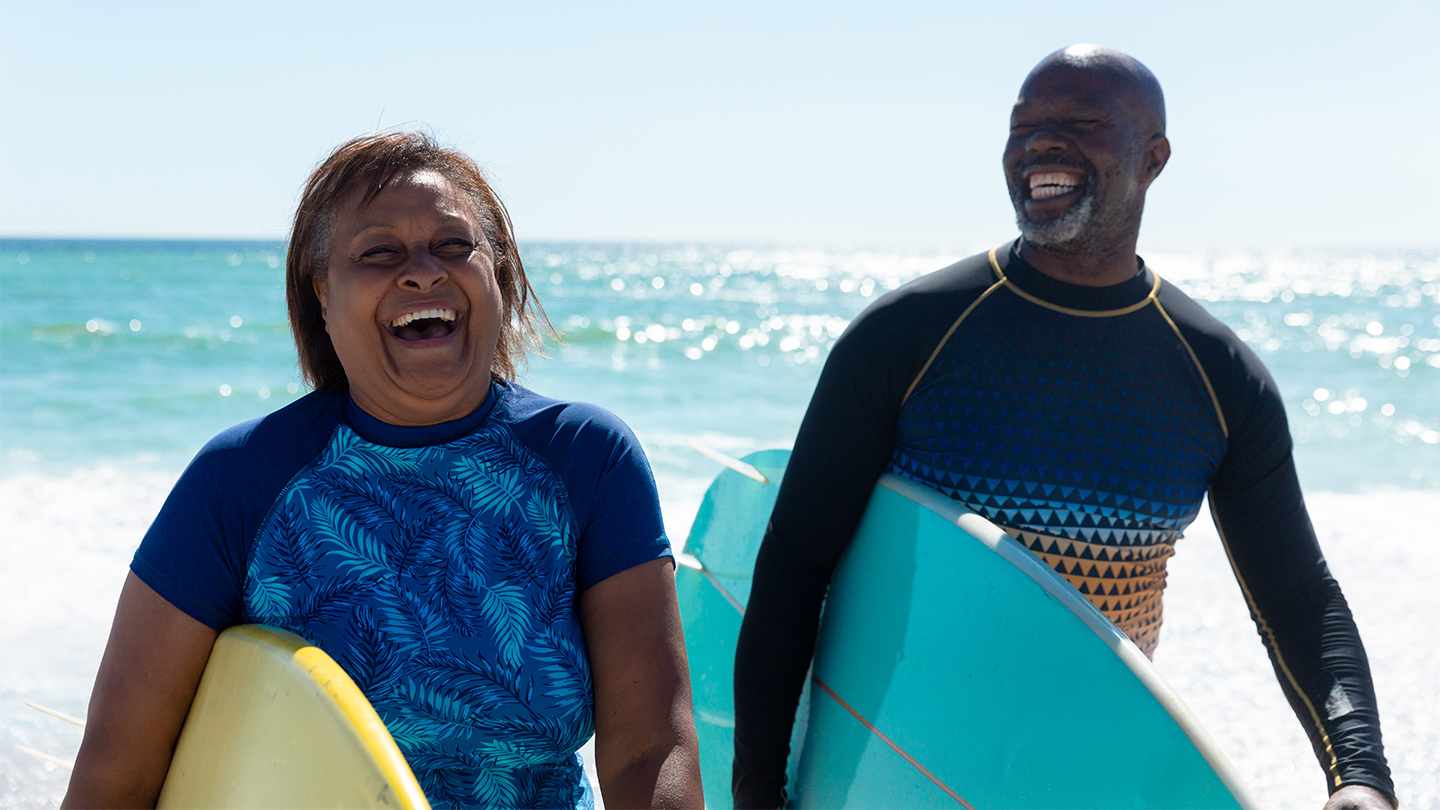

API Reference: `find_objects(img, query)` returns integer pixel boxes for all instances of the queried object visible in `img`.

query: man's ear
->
[1143,134,1171,185]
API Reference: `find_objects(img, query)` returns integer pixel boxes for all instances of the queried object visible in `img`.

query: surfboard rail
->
[876,473,1260,809]
[156,624,430,810]
[678,448,1259,810]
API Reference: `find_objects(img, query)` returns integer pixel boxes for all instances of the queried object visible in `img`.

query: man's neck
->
[1018,237,1141,287]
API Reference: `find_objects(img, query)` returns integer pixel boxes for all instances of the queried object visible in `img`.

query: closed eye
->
[433,238,475,258]
[358,244,402,260]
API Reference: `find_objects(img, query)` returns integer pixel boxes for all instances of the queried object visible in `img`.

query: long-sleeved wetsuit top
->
[732,242,1393,807]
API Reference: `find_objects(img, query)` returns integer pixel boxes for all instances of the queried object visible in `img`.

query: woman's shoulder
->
[488,382,653,492]
[185,391,345,478]
[491,382,639,446]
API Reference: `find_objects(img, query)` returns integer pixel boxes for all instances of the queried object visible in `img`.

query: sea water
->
[2,239,1437,807]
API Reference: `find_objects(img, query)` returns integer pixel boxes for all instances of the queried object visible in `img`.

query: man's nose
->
[1024,123,1069,154]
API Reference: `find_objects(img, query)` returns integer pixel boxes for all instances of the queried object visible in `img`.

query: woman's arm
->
[63,572,219,809]
[579,557,703,809]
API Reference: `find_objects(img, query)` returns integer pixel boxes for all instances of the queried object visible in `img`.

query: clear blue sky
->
[2,0,1435,249]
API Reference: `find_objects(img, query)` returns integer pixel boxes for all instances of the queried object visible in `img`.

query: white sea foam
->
[4,466,1434,807]
[1,469,174,809]
[1156,492,1440,808]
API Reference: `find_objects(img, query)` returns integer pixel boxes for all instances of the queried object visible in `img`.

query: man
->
[732,45,1395,810]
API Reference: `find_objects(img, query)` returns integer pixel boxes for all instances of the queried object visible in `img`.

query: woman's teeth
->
[1029,172,1083,200]
[390,308,456,328]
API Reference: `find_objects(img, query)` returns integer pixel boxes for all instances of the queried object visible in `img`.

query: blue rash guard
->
[133,380,672,809]
[733,243,1394,807]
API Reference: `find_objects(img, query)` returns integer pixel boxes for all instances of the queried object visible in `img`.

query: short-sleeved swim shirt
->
[133,380,672,809]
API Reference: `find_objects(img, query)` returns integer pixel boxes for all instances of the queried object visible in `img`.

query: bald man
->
[732,46,1395,809]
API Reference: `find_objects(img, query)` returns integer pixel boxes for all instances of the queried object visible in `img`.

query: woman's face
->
[316,169,504,426]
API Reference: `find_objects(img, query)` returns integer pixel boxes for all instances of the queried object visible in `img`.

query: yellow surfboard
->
[156,624,430,809]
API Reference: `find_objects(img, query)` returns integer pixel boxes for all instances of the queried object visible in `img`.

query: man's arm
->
[1160,281,1396,806]
[732,254,999,808]
[1201,346,1396,805]
[1209,454,1396,806]
[730,359,900,807]
[730,283,957,808]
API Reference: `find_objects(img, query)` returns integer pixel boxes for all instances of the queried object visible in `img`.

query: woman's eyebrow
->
[348,214,475,236]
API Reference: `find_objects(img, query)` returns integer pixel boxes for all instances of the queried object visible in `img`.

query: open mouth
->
[389,307,458,341]
[1028,171,1085,201]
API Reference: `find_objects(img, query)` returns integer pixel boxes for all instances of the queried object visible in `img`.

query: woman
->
[63,132,703,809]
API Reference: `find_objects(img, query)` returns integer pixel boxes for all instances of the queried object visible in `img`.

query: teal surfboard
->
[676,449,1257,809]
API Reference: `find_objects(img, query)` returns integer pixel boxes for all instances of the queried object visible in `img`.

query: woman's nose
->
[397,251,447,291]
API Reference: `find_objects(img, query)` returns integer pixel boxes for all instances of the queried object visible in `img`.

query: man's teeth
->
[1029,172,1083,200]
[390,308,456,328]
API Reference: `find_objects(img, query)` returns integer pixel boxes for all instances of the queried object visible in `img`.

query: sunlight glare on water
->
[1,239,1437,807]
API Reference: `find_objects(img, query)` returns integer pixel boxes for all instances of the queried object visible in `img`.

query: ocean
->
[2,238,1436,808]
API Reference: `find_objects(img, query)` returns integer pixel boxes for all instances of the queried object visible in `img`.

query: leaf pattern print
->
[295,575,367,627]
[525,492,571,552]
[376,583,447,656]
[307,493,390,578]
[345,605,402,697]
[481,582,537,670]
[317,427,431,479]
[245,570,292,620]
[263,506,322,586]
[460,764,522,810]
[456,455,528,519]
[429,545,489,637]
[244,418,592,809]
[484,519,551,594]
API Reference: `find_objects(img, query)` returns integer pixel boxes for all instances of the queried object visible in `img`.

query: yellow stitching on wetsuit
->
[901,247,1009,405]
[990,248,1162,318]
[1153,298,1230,439]
[1208,496,1343,788]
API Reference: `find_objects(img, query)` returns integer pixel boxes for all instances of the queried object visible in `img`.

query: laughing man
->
[732,45,1396,810]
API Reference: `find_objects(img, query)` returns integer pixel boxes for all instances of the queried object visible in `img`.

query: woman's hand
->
[63,572,218,809]
[580,557,703,809]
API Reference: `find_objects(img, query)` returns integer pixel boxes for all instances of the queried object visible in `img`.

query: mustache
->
[1015,156,1091,174]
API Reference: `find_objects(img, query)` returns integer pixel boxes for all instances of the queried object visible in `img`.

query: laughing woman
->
[63,133,703,809]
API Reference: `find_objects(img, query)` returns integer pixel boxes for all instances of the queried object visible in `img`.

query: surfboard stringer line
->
[688,541,974,806]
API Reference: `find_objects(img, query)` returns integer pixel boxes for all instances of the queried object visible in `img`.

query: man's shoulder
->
[1151,275,1285,443]
[1152,276,1269,376]
[847,249,998,333]
[821,249,1002,377]
[876,250,997,307]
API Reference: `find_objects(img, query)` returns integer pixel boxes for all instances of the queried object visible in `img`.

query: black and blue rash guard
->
[732,242,1394,807]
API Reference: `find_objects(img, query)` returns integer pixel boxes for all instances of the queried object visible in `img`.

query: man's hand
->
[1323,785,1396,810]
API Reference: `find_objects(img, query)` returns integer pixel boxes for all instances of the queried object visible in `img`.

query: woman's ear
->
[312,277,328,322]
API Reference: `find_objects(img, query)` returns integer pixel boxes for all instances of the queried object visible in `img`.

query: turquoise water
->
[2,239,1438,808]
[3,239,1437,489]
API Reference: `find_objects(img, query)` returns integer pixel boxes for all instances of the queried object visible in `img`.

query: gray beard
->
[1016,192,1095,249]
[1010,176,1136,257]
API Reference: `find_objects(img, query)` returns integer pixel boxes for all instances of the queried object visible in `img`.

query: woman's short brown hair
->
[286,131,548,392]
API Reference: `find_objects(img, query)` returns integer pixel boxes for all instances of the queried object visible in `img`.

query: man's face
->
[1003,65,1160,255]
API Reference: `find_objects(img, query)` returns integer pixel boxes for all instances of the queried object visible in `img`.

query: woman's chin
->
[350,373,491,426]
